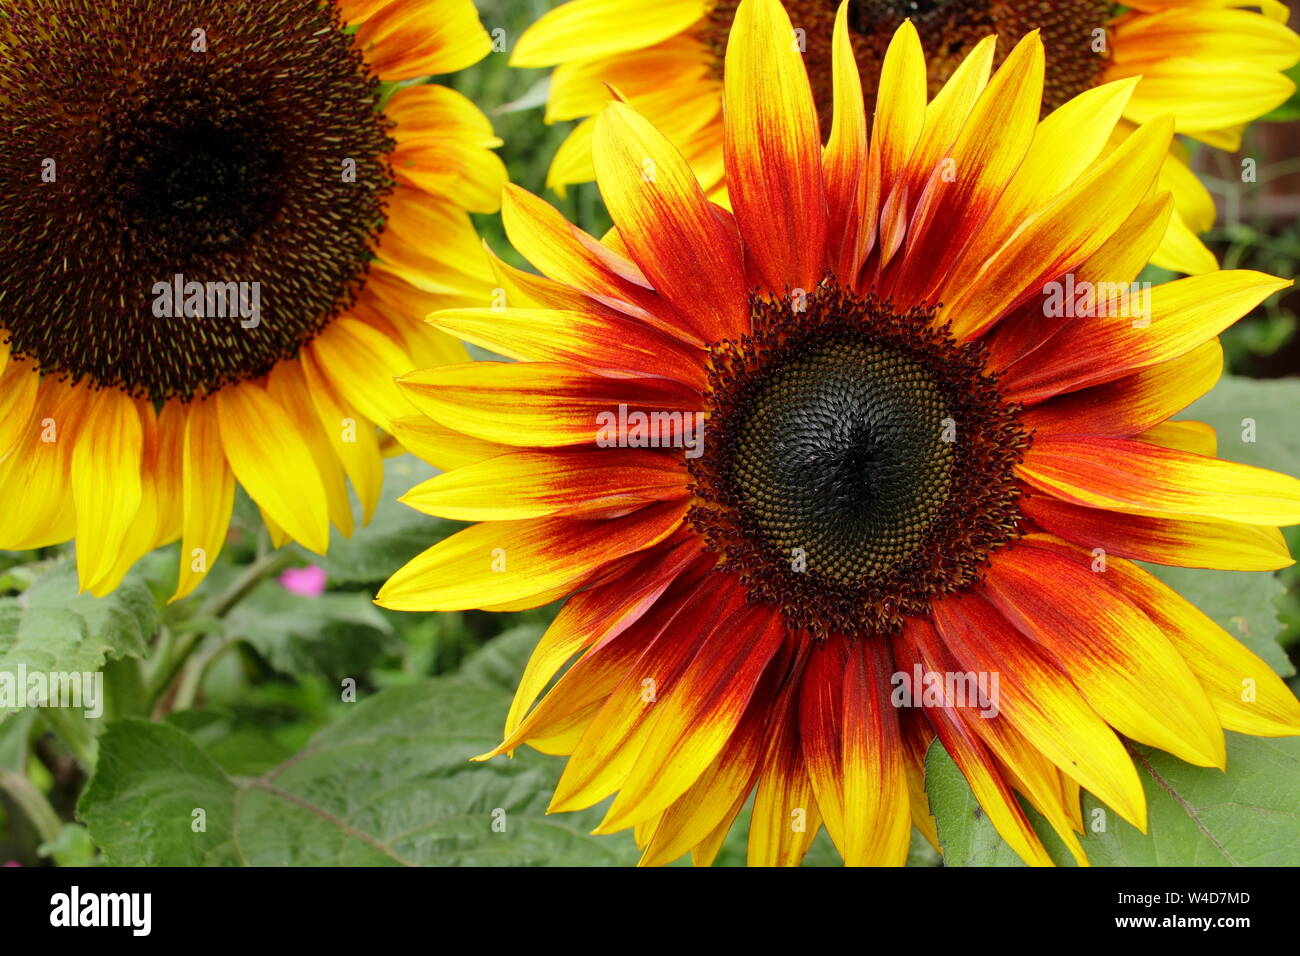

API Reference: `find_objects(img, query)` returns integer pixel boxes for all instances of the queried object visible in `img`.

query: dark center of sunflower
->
[688,285,1029,638]
[0,0,396,401]
[731,338,952,584]
[703,0,1113,129]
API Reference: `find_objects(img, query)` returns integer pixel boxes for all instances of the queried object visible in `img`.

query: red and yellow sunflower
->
[379,0,1300,865]
[0,0,504,598]
[514,0,1300,275]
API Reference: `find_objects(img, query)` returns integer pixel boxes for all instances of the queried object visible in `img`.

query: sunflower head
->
[688,283,1028,638]
[0,0,503,598]
[2,0,399,401]
[706,0,1113,124]
[382,0,1300,868]
[516,0,1300,275]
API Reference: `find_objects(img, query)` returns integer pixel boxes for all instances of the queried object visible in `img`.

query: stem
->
[147,547,298,713]
[42,707,97,772]
[200,546,296,619]
[0,768,62,845]
[172,639,239,713]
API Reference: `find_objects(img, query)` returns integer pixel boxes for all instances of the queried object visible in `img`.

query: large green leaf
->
[455,623,544,693]
[0,561,158,725]
[928,733,1300,867]
[222,580,395,677]
[79,667,639,866]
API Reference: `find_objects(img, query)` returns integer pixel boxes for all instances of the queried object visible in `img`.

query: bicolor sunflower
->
[0,0,505,599]
[380,0,1300,866]
[514,0,1300,276]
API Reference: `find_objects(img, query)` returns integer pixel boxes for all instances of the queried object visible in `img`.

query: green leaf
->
[79,674,640,866]
[456,624,544,694]
[164,677,342,777]
[0,560,158,725]
[0,710,36,771]
[927,742,1010,865]
[77,720,239,865]
[928,734,1300,866]
[223,579,395,677]
[38,822,99,867]
[309,457,458,585]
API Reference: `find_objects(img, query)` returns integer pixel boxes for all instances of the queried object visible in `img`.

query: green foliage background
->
[1,0,1299,867]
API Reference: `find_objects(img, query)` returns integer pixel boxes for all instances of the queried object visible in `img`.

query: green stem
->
[172,639,238,713]
[147,547,298,712]
[42,707,97,772]
[0,768,62,845]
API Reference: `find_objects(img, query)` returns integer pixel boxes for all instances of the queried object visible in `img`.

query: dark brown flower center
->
[688,284,1029,638]
[704,0,1113,131]
[0,0,396,401]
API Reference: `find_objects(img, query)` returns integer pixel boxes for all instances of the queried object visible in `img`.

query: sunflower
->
[0,0,505,599]
[379,0,1300,866]
[513,0,1300,276]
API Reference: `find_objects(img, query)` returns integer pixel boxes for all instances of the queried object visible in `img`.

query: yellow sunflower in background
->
[513,0,1300,275]
[380,0,1300,866]
[0,0,505,599]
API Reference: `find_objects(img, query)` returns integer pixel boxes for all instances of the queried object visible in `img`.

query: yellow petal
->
[510,0,705,67]
[171,401,235,603]
[215,384,330,554]
[71,390,144,595]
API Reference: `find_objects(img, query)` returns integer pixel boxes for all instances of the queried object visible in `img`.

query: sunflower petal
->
[510,0,705,67]
[1102,555,1300,737]
[71,391,144,595]
[981,538,1225,768]
[723,0,826,293]
[1019,435,1300,526]
[598,604,784,832]
[397,361,701,448]
[592,101,749,342]
[1022,493,1292,571]
[430,305,706,389]
[403,447,686,522]
[353,0,491,81]
[376,500,685,612]
[171,401,235,603]
[1021,339,1222,438]
[932,593,1147,830]
[215,384,330,554]
[821,2,868,281]
[550,578,740,812]
[1003,271,1290,403]
[300,349,384,524]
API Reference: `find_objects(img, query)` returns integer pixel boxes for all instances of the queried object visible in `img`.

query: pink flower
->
[279,564,327,598]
